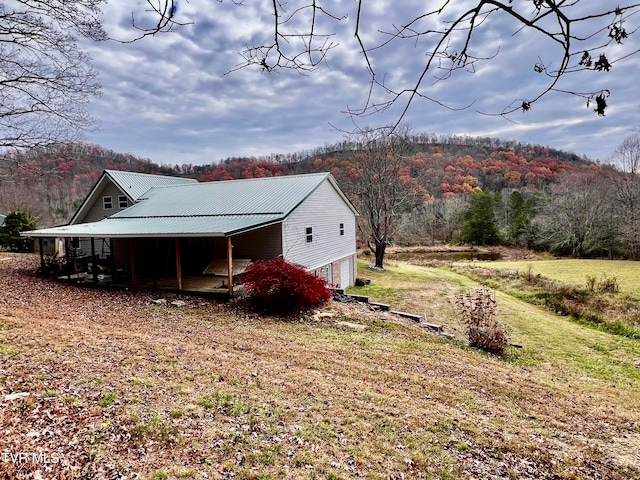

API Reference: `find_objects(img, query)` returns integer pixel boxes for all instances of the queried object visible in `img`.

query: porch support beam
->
[175,238,183,291]
[91,238,98,284]
[110,238,115,286]
[226,236,233,296]
[38,238,44,271]
[129,239,136,285]
[153,238,158,289]
[65,238,71,283]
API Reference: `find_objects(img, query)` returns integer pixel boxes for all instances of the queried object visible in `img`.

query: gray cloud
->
[82,1,640,164]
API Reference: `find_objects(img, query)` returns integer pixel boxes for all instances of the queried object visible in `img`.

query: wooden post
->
[91,238,98,284]
[65,238,71,283]
[110,238,115,285]
[38,238,44,272]
[226,237,233,296]
[175,238,183,290]
[152,238,158,289]
[129,238,136,285]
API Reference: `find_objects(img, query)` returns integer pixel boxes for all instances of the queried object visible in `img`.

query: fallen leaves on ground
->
[1,254,639,479]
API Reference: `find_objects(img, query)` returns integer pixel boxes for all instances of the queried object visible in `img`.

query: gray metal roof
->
[106,169,197,201]
[24,172,354,238]
[24,215,282,238]
[116,172,334,218]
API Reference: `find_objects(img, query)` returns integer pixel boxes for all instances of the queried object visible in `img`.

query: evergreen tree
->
[462,191,501,245]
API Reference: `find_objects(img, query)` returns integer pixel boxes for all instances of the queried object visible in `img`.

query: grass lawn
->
[1,254,639,479]
[467,259,640,300]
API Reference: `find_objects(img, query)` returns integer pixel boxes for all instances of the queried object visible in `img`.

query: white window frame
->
[103,196,113,210]
[118,195,128,208]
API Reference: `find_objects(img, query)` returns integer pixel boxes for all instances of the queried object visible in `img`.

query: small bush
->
[586,273,619,294]
[453,288,510,356]
[242,257,332,313]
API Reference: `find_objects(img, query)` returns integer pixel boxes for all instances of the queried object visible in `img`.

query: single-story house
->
[24,171,359,296]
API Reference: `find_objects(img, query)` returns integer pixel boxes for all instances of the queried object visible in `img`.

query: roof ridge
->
[110,212,285,219]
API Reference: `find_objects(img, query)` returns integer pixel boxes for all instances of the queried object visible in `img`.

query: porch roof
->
[22,214,283,238]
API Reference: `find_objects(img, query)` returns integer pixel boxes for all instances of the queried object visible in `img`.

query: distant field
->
[465,259,640,299]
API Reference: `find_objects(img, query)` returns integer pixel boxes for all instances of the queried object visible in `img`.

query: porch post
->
[226,236,233,296]
[129,238,136,285]
[65,237,71,283]
[175,238,183,290]
[91,238,98,284]
[152,238,158,289]
[110,238,115,286]
[38,238,44,271]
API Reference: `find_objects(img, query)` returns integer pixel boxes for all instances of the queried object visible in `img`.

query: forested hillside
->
[0,136,589,225]
[0,143,176,226]
[2,134,636,259]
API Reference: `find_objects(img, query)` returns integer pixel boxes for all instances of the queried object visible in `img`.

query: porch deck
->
[59,272,244,297]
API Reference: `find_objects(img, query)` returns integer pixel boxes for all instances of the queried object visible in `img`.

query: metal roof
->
[25,215,283,238]
[24,172,354,238]
[116,172,334,218]
[69,170,198,225]
[105,169,198,201]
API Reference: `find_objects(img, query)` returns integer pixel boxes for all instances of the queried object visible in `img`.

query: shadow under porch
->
[61,237,242,297]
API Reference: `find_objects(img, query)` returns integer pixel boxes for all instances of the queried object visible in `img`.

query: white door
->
[340,259,352,288]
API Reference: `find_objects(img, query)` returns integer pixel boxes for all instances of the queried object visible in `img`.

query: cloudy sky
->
[81,1,640,165]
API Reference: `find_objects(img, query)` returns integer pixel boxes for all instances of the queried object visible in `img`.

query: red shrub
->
[241,258,332,313]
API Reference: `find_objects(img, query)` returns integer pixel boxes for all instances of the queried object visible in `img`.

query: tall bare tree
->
[535,172,618,257]
[0,1,108,150]
[337,126,423,269]
[609,133,640,257]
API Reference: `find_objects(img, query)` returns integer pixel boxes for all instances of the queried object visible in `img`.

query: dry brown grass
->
[1,254,639,479]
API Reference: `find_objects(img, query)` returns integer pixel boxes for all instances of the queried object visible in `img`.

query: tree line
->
[2,132,638,264]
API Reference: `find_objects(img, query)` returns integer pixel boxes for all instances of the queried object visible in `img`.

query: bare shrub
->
[453,288,511,356]
[597,275,619,294]
[585,274,619,294]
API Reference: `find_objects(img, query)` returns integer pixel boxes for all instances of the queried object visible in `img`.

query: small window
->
[306,227,313,243]
[339,223,345,236]
[103,196,113,209]
[118,195,128,208]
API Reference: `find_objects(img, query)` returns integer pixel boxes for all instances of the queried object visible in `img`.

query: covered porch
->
[43,235,246,297]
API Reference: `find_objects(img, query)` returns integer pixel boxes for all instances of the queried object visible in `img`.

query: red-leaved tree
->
[241,258,332,314]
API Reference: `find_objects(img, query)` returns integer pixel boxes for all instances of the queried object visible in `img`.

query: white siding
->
[74,179,132,258]
[76,181,131,224]
[232,224,283,261]
[282,179,357,272]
